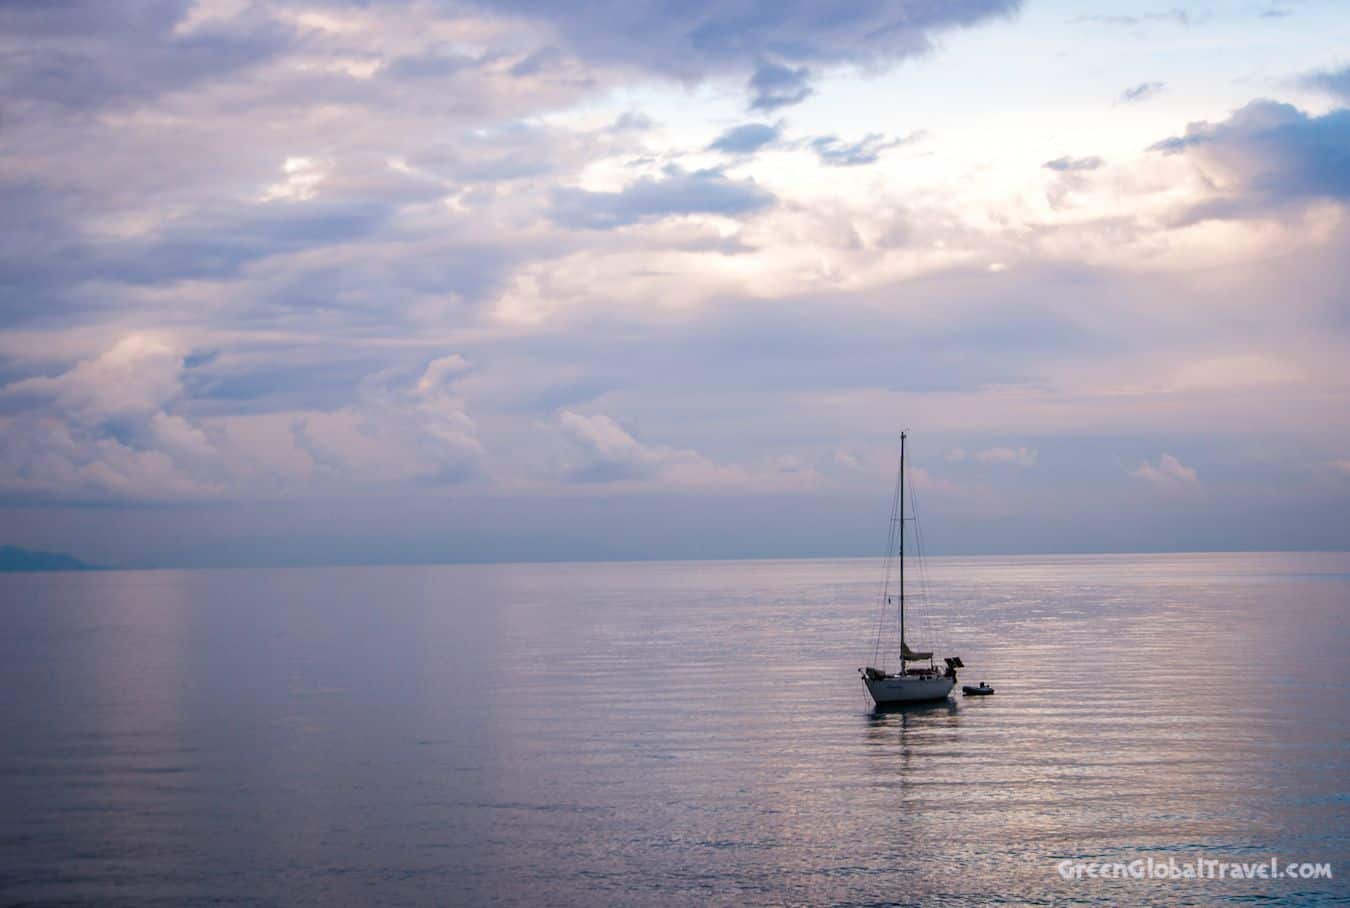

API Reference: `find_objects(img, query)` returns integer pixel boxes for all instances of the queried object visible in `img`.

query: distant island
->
[0,546,96,572]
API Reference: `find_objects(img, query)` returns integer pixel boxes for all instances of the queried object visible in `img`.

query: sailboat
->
[859,432,962,705]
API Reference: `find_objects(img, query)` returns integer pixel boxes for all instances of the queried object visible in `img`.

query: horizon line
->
[7,546,1348,574]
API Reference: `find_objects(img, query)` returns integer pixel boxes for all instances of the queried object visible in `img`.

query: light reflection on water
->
[0,552,1346,905]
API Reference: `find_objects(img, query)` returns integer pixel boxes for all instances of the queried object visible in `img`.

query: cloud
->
[906,465,973,501]
[556,410,741,486]
[479,0,1020,106]
[1298,65,1350,103]
[553,411,824,491]
[558,411,670,482]
[709,125,926,164]
[508,46,567,78]
[0,170,423,310]
[386,50,485,81]
[611,111,655,132]
[123,199,394,284]
[409,119,648,185]
[974,446,1037,466]
[0,337,486,500]
[1043,155,1104,172]
[1148,99,1350,219]
[1073,10,1193,27]
[1167,354,1302,393]
[749,61,813,110]
[1041,155,1105,209]
[416,355,471,394]
[1119,81,1165,103]
[709,122,782,154]
[0,0,292,113]
[241,355,487,489]
[0,334,229,499]
[315,360,485,485]
[1,0,1023,121]
[5,334,184,427]
[808,131,923,167]
[550,167,776,229]
[4,0,1349,563]
[834,448,863,470]
[1131,453,1198,487]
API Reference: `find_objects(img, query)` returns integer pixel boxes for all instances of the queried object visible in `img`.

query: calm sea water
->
[1,553,1347,906]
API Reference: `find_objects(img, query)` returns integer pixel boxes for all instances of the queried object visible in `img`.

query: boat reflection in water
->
[863,699,962,750]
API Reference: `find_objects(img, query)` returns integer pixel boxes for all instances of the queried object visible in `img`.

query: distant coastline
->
[0,546,97,573]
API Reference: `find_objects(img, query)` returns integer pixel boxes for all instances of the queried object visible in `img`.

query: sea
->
[1,552,1347,906]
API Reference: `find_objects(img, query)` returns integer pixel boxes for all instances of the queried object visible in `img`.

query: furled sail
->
[901,642,932,662]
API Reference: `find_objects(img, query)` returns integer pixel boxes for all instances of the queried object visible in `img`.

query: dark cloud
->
[242,238,520,331]
[1,165,461,329]
[1043,155,1104,172]
[6,198,394,296]
[1119,81,1165,103]
[0,0,292,114]
[478,0,1018,109]
[1149,99,1350,219]
[0,178,88,317]
[144,202,391,282]
[482,0,1019,73]
[549,168,775,230]
[808,132,921,166]
[1299,65,1350,103]
[749,61,813,110]
[0,0,1024,122]
[708,122,782,154]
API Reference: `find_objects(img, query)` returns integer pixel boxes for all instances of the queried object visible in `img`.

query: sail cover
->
[901,643,933,661]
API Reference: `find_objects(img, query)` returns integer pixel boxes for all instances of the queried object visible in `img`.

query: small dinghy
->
[962,682,995,696]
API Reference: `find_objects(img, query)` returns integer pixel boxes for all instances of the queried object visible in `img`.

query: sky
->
[1,0,1349,567]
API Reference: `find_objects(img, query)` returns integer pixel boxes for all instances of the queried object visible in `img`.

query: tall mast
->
[898,431,905,659]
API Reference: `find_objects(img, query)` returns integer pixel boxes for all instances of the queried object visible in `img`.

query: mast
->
[898,431,905,660]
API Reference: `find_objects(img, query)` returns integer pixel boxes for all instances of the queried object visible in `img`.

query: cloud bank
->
[0,0,1348,563]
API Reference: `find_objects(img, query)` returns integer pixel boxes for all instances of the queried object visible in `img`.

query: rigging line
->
[870,443,905,668]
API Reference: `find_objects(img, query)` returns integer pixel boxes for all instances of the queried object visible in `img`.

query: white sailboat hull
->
[864,674,955,704]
